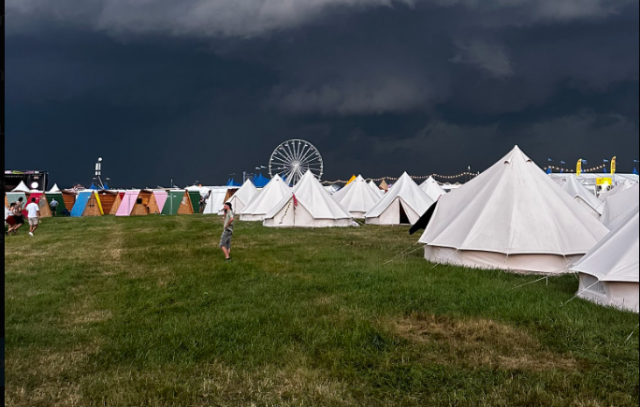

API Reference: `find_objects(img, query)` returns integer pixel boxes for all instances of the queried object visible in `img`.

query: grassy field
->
[5,215,639,407]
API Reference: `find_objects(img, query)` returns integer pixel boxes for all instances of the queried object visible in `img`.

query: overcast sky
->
[6,0,639,187]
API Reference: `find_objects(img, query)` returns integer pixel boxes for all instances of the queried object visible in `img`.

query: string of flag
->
[321,172,478,184]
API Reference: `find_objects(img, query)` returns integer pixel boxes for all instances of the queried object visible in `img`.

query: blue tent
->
[70,191,92,217]
[546,167,552,174]
[603,166,607,173]
[226,178,241,187]
[633,167,639,175]
[89,183,99,190]
[102,183,110,190]
[253,173,270,188]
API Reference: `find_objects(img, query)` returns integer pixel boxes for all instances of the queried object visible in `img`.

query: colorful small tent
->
[4,194,8,208]
[115,190,154,216]
[226,178,242,187]
[97,190,119,214]
[71,191,104,217]
[379,180,389,192]
[45,192,66,216]
[345,175,357,186]
[6,192,27,216]
[62,190,77,211]
[161,191,194,215]
[148,191,168,214]
[188,191,201,213]
[109,192,125,215]
[29,192,52,218]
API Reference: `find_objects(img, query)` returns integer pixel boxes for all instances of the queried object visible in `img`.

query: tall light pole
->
[94,157,105,189]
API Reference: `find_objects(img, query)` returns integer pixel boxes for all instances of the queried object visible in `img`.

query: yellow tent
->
[345,175,357,186]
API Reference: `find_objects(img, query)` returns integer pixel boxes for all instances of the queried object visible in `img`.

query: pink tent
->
[153,191,168,214]
[115,191,140,217]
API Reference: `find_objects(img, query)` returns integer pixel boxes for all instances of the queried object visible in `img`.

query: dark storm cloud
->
[5,0,639,187]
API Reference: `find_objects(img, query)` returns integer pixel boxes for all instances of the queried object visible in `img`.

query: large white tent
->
[557,175,602,218]
[332,175,381,218]
[368,181,384,198]
[226,180,259,215]
[365,172,434,225]
[597,178,636,202]
[263,171,353,228]
[240,175,291,221]
[418,146,610,274]
[599,183,639,229]
[572,206,639,313]
[419,176,446,202]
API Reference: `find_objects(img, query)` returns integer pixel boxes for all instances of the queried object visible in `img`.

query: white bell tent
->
[368,181,384,198]
[599,183,639,229]
[263,171,353,228]
[332,175,381,218]
[226,180,259,214]
[420,176,446,201]
[558,175,602,219]
[365,172,434,225]
[240,175,291,221]
[47,183,62,193]
[418,146,610,274]
[11,181,31,193]
[572,206,639,313]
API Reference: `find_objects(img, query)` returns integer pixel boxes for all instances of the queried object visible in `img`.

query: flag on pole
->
[546,167,552,174]
[611,156,616,174]
[576,158,583,177]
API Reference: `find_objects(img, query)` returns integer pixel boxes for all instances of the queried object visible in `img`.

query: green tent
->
[188,191,201,213]
[161,191,192,215]
[45,193,66,216]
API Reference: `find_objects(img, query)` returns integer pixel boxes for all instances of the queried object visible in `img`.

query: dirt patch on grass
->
[392,313,577,372]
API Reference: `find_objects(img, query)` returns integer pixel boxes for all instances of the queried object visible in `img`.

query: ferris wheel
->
[269,139,323,186]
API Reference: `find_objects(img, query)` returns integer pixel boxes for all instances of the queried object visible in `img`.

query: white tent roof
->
[368,181,384,198]
[202,187,230,215]
[366,172,434,220]
[600,183,639,229]
[47,183,62,193]
[332,175,381,216]
[419,146,609,256]
[558,175,602,214]
[228,180,259,207]
[264,171,352,222]
[571,206,639,283]
[240,175,291,217]
[597,178,635,202]
[11,181,31,193]
[420,176,446,201]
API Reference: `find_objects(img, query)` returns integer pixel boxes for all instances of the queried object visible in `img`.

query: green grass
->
[5,215,639,407]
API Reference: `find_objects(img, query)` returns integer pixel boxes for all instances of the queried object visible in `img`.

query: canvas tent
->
[418,146,610,274]
[202,187,232,215]
[572,206,639,312]
[263,171,353,228]
[28,192,52,217]
[599,183,639,229]
[366,172,434,225]
[116,190,156,216]
[557,175,602,219]
[368,181,384,198]
[226,180,259,214]
[332,175,381,218]
[71,191,104,217]
[419,177,446,202]
[61,190,77,211]
[379,180,389,192]
[96,190,119,214]
[45,191,66,216]
[161,191,194,215]
[240,175,291,221]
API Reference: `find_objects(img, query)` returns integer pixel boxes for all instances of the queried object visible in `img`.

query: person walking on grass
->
[49,198,59,217]
[26,198,41,237]
[11,198,25,234]
[220,202,234,261]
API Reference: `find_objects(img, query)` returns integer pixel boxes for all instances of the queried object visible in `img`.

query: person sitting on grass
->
[220,202,234,261]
